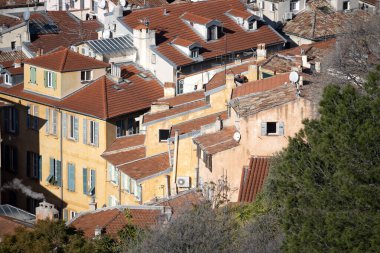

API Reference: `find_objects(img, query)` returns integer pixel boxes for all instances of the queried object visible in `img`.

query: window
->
[30,67,36,84]
[27,151,41,179]
[108,164,118,185]
[203,151,212,171]
[116,117,139,137]
[248,21,254,30]
[271,3,276,11]
[208,26,218,41]
[4,107,18,134]
[46,158,62,186]
[261,122,284,136]
[44,71,56,89]
[260,1,265,9]
[108,195,118,207]
[290,1,298,11]
[159,129,170,142]
[11,41,16,50]
[83,119,99,146]
[134,182,141,201]
[47,72,53,87]
[83,168,96,195]
[177,79,184,94]
[4,74,11,85]
[90,120,96,145]
[121,173,132,193]
[343,1,349,10]
[68,163,75,192]
[206,95,210,104]
[191,49,199,59]
[27,104,39,130]
[70,211,77,219]
[3,145,17,173]
[262,72,273,79]
[81,70,91,82]
[45,108,57,135]
[27,197,40,214]
[151,53,156,64]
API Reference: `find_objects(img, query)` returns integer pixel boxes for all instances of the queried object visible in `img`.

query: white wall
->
[0,24,28,51]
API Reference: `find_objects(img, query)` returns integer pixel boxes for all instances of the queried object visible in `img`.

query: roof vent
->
[123,78,132,84]
[138,72,148,78]
[112,84,122,91]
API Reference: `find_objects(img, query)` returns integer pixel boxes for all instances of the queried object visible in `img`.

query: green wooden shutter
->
[261,122,267,136]
[45,108,50,134]
[47,158,54,183]
[94,121,99,147]
[52,72,57,89]
[26,151,31,177]
[68,163,75,192]
[30,67,36,83]
[62,113,66,138]
[74,117,79,141]
[56,160,62,186]
[90,169,95,195]
[83,119,87,144]
[44,71,47,87]
[82,168,88,194]
[279,122,284,136]
[38,155,42,181]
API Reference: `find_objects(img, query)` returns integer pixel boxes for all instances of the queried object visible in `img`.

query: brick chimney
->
[35,201,59,221]
[256,43,267,61]
[214,115,223,131]
[164,82,176,98]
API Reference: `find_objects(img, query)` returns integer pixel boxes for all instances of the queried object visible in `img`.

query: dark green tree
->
[264,67,380,252]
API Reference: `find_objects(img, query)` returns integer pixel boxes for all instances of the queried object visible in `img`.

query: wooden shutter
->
[121,173,126,190]
[52,72,57,90]
[30,67,36,83]
[38,155,42,181]
[279,122,284,136]
[14,108,19,135]
[62,113,66,138]
[83,119,87,144]
[45,108,50,134]
[52,110,57,135]
[90,169,96,195]
[63,209,68,221]
[68,163,75,192]
[74,117,79,141]
[26,151,31,177]
[261,122,267,136]
[56,160,62,186]
[44,71,47,87]
[27,104,31,129]
[4,108,9,132]
[33,106,38,129]
[47,158,54,183]
[94,121,99,147]
[82,168,88,194]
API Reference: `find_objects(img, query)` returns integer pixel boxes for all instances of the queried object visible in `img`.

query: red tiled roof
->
[0,64,164,119]
[227,9,254,19]
[109,0,170,7]
[104,134,146,153]
[172,37,197,48]
[70,207,164,238]
[0,14,24,28]
[181,12,213,25]
[7,66,23,75]
[102,147,146,166]
[143,100,208,124]
[238,157,270,202]
[232,73,290,98]
[0,215,30,238]
[122,0,285,66]
[24,48,109,72]
[170,111,227,137]
[193,126,239,155]
[119,152,170,180]
[157,90,204,106]
[27,11,101,54]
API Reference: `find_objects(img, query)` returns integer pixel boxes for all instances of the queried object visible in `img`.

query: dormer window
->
[4,74,11,85]
[191,49,199,58]
[46,71,54,88]
[172,38,201,59]
[208,26,218,41]
[81,70,92,82]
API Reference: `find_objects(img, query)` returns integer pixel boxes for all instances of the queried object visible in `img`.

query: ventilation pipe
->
[172,130,179,195]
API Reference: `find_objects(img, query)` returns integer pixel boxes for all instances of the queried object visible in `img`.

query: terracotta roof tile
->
[181,12,214,25]
[143,99,208,124]
[238,157,270,202]
[118,152,170,180]
[232,73,290,98]
[0,64,164,119]
[205,63,252,91]
[261,55,301,73]
[226,9,254,19]
[172,37,197,47]
[104,134,146,153]
[193,126,239,155]
[122,0,286,66]
[170,111,227,137]
[24,48,109,72]
[70,207,164,238]
[157,90,204,106]
[0,215,31,238]
[0,14,24,28]
[102,147,146,166]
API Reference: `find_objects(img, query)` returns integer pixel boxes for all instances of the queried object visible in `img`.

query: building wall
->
[286,34,314,45]
[175,136,199,190]
[0,24,28,51]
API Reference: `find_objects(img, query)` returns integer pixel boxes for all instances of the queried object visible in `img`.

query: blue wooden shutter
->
[14,108,19,135]
[83,119,87,144]
[261,122,267,136]
[82,168,88,194]
[33,106,38,129]
[94,121,99,147]
[45,108,50,134]
[4,108,9,132]
[62,113,66,138]
[47,158,54,183]
[26,151,31,177]
[74,117,79,141]
[56,160,62,186]
[279,122,284,136]
[44,71,48,87]
[90,169,95,195]
[38,155,42,181]
[52,72,57,89]
[68,163,75,192]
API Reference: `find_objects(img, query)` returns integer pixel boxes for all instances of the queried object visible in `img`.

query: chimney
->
[301,55,309,68]
[13,60,22,68]
[163,8,168,16]
[89,197,97,211]
[234,55,242,65]
[94,226,102,237]
[225,73,236,101]
[164,82,176,98]
[256,43,267,61]
[215,115,223,131]
[247,64,259,81]
[299,76,304,87]
[35,201,59,222]
[151,101,170,113]
[315,61,321,73]
[110,63,122,83]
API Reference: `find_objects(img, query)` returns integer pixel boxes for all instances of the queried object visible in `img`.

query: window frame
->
[158,129,170,142]
[90,120,96,145]
[11,41,16,50]
[191,49,199,59]
[46,71,53,88]
[69,115,75,139]
[81,70,92,82]
[4,73,10,85]
[151,53,156,64]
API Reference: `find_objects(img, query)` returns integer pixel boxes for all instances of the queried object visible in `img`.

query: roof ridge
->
[102,76,109,118]
[59,48,70,72]
[117,151,168,168]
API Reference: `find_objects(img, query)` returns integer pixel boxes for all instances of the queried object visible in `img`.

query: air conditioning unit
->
[177,176,190,188]
[284,12,293,20]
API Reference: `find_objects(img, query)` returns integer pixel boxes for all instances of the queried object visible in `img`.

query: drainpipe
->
[59,109,63,217]
[165,175,170,197]
[118,168,121,204]
[172,130,179,195]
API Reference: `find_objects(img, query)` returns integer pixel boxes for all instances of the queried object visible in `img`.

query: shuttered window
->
[82,168,88,194]
[30,67,36,84]
[27,151,41,179]
[261,122,285,136]
[4,107,18,134]
[89,169,96,196]
[68,163,75,192]
[46,158,61,186]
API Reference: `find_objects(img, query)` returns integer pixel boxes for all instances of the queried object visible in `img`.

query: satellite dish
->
[289,71,299,83]
[233,132,241,142]
[120,0,127,7]
[103,29,111,39]
[23,9,30,21]
[99,0,107,9]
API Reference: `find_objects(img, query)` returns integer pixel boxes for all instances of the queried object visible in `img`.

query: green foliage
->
[264,68,380,252]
